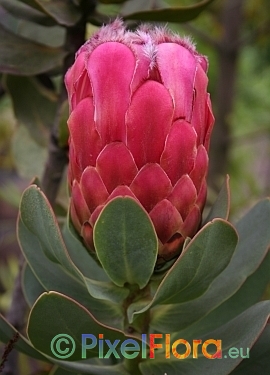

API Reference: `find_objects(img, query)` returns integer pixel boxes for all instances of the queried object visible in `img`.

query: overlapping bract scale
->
[66,20,214,264]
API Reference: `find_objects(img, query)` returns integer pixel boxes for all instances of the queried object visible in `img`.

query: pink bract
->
[65,19,214,265]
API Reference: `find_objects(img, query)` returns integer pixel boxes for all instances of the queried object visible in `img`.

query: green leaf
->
[20,186,121,306]
[0,0,56,26]
[123,0,215,23]
[62,219,110,282]
[153,219,237,305]
[50,361,130,375]
[140,301,270,375]
[64,220,131,304]
[19,186,83,280]
[18,0,45,12]
[230,325,270,375]
[149,199,270,332]
[5,75,57,146]
[128,219,238,322]
[22,263,46,306]
[204,174,230,223]
[94,197,158,288]
[27,292,139,362]
[169,251,270,340]
[12,0,81,26]
[12,125,48,179]
[50,356,131,375]
[0,313,47,361]
[0,4,65,47]
[18,185,124,329]
[84,278,129,304]
[0,24,66,75]
[120,0,155,16]
[34,0,81,26]
[58,99,69,147]
[99,0,126,3]
[0,178,24,208]
[49,367,77,375]
[0,6,65,47]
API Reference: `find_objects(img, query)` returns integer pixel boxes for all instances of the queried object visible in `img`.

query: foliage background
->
[0,0,270,373]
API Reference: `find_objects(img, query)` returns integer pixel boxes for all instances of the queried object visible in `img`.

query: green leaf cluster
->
[0,180,269,374]
[1,1,270,374]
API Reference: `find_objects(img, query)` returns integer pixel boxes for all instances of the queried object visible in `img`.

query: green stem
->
[123,355,141,375]
[122,284,151,374]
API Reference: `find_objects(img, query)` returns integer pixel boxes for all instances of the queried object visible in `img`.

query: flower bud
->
[65,20,214,264]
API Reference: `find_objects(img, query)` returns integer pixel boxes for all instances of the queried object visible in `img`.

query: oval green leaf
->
[0,6,65,47]
[148,199,270,333]
[18,185,125,329]
[0,0,56,26]
[230,325,270,375]
[94,197,158,288]
[99,0,126,3]
[128,219,238,323]
[140,301,270,375]
[35,0,81,26]
[27,292,138,361]
[50,362,130,375]
[0,313,47,361]
[22,263,46,307]
[123,0,215,23]
[0,25,66,75]
[18,0,44,12]
[5,75,57,146]
[120,0,154,16]
[152,219,238,305]
[203,174,230,223]
[176,252,270,339]
[62,217,109,282]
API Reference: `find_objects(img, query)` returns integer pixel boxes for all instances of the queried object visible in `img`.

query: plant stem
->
[123,355,141,375]
[122,284,151,374]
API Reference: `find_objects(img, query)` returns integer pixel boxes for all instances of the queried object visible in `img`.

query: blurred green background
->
[0,0,270,373]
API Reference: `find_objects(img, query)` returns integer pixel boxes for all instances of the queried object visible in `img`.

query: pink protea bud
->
[65,19,214,265]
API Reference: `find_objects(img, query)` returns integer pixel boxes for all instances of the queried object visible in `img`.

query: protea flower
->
[65,20,214,265]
